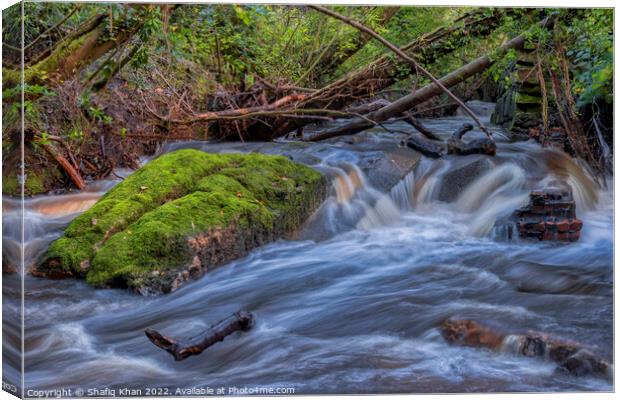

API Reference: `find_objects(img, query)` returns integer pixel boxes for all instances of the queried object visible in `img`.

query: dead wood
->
[402,113,442,141]
[41,143,86,190]
[145,311,255,361]
[307,14,557,142]
[405,123,495,158]
[266,9,507,139]
[5,6,148,88]
[309,5,492,138]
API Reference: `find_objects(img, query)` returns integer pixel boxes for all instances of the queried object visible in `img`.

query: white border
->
[0,1,616,400]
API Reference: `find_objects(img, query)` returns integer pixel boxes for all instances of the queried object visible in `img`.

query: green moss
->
[515,92,542,105]
[2,173,19,196]
[42,149,324,290]
[2,169,51,196]
[24,173,45,194]
[3,27,93,87]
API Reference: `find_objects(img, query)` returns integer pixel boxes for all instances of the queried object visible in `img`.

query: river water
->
[2,104,613,394]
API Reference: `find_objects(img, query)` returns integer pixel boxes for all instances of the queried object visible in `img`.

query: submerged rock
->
[441,319,612,380]
[437,157,494,202]
[35,149,328,294]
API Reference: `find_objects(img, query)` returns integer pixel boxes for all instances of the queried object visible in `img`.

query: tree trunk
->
[307,14,557,142]
[145,311,255,361]
[3,8,145,88]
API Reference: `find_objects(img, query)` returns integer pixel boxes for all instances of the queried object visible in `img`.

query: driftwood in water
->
[405,123,496,158]
[402,113,442,141]
[145,311,255,361]
[441,319,612,379]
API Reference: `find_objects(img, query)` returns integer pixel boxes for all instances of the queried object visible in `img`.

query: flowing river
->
[2,103,613,394]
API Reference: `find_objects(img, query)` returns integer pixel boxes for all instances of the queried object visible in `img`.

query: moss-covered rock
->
[37,149,327,294]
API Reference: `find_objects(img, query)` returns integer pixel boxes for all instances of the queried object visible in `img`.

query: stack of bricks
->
[513,189,583,242]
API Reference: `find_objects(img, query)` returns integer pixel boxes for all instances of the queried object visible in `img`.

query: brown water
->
[2,104,613,395]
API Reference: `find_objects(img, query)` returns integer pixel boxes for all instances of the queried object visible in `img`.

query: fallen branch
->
[308,13,557,142]
[145,311,255,361]
[40,142,86,190]
[264,9,508,139]
[310,5,493,139]
[402,112,442,141]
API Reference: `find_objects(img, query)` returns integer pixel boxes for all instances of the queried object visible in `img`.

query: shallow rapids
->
[2,106,613,393]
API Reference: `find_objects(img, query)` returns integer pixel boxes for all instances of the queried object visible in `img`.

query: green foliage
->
[563,9,613,106]
[87,106,113,125]
[2,83,54,100]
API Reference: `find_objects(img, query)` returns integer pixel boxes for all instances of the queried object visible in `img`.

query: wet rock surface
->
[441,319,612,380]
[437,157,494,202]
[359,147,421,192]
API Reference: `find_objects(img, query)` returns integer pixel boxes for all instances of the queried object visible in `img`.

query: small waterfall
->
[324,149,601,240]
[333,165,365,204]
[455,164,526,213]
[303,164,402,238]
[389,170,416,210]
[545,149,599,211]
[411,160,450,207]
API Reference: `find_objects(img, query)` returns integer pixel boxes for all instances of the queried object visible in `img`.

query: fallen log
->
[310,5,492,138]
[262,9,508,139]
[4,8,144,87]
[148,10,509,141]
[441,319,612,379]
[145,311,255,361]
[405,123,496,158]
[307,13,557,142]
